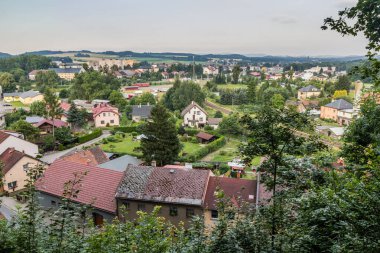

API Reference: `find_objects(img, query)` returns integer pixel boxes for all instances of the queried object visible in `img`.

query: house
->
[113,71,124,79]
[0,113,5,128]
[36,159,124,225]
[28,70,48,80]
[134,83,150,87]
[196,132,217,144]
[181,101,208,128]
[203,177,256,227]
[0,131,39,157]
[0,102,15,114]
[316,126,346,139]
[207,118,222,129]
[119,69,136,78]
[337,109,359,126]
[59,146,109,166]
[131,105,153,122]
[320,99,353,121]
[3,90,44,105]
[115,165,211,227]
[49,68,83,80]
[33,119,68,134]
[203,66,219,76]
[297,85,321,100]
[0,148,44,198]
[92,103,120,128]
[97,155,142,172]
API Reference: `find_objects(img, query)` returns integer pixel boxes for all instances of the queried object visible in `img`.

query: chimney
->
[151,160,156,167]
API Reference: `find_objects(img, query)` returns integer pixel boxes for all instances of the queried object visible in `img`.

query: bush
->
[204,125,213,131]
[113,126,137,134]
[184,136,227,162]
[78,129,102,144]
[219,163,230,174]
[185,128,200,136]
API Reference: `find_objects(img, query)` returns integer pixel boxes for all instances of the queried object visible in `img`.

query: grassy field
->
[10,101,26,108]
[101,135,141,156]
[217,84,248,89]
[181,142,205,156]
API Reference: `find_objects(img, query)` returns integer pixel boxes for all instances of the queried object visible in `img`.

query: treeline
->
[0,54,51,72]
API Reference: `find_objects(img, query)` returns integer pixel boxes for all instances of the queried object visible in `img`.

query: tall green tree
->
[44,89,63,144]
[66,102,87,130]
[30,101,47,116]
[241,105,324,251]
[10,120,40,141]
[0,72,16,92]
[246,78,258,104]
[164,80,205,111]
[232,65,242,84]
[140,103,181,166]
[35,70,60,93]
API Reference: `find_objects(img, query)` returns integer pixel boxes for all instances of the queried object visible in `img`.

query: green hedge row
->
[184,136,226,162]
[185,128,200,136]
[78,129,102,144]
[112,126,138,134]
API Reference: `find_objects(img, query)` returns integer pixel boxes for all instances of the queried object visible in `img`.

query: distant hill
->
[0,52,12,58]
[24,50,365,64]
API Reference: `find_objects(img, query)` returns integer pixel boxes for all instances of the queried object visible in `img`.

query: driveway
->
[40,131,111,164]
[0,196,25,221]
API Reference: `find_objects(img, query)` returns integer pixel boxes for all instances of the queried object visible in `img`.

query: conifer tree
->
[140,103,181,166]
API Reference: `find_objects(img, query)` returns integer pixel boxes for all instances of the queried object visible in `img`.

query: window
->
[51,200,56,206]
[110,120,114,124]
[123,202,130,210]
[7,181,17,190]
[137,203,145,211]
[186,208,195,218]
[199,117,203,121]
[197,111,201,115]
[211,210,218,219]
[101,120,105,124]
[103,113,106,116]
[169,206,178,216]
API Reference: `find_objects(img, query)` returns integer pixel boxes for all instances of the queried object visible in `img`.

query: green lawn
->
[10,101,26,108]
[101,135,141,156]
[181,142,205,155]
[217,84,248,89]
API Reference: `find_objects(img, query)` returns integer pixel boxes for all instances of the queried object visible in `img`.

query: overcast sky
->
[0,0,367,56]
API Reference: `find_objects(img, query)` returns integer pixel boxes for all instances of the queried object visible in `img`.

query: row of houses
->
[2,90,44,105]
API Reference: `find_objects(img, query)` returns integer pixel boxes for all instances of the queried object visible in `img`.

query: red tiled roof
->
[196,132,215,141]
[0,148,25,175]
[35,159,123,213]
[92,103,119,117]
[34,119,68,128]
[60,146,109,166]
[204,177,257,210]
[60,102,71,112]
[0,131,10,144]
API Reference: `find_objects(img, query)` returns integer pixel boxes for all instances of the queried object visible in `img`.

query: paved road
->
[0,197,25,221]
[40,131,111,164]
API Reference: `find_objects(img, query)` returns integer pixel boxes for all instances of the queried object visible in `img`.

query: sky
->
[0,0,367,56]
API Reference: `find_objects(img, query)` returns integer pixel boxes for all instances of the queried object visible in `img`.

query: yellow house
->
[0,148,44,197]
[50,68,83,80]
[3,92,21,102]
[3,90,44,105]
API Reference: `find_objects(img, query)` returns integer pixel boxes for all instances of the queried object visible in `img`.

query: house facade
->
[320,99,353,121]
[92,103,120,128]
[0,131,39,157]
[297,85,321,100]
[0,148,43,196]
[337,109,358,126]
[49,68,84,80]
[181,101,207,128]
[3,90,44,105]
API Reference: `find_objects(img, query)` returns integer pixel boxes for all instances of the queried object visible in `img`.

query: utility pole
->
[192,55,195,80]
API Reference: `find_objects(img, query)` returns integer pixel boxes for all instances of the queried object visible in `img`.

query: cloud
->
[334,0,357,8]
[272,16,298,24]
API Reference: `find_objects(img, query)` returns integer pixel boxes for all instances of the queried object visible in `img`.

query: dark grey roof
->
[298,85,320,92]
[19,90,40,99]
[132,105,153,118]
[97,155,142,172]
[324,99,353,110]
[116,165,210,206]
[3,92,21,97]
[25,116,45,124]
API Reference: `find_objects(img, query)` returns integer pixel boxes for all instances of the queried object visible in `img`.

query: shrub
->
[78,129,102,144]
[184,136,227,162]
[113,126,137,134]
[185,128,200,136]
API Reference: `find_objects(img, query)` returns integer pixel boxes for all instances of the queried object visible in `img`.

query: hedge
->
[184,136,226,162]
[78,129,102,144]
[184,128,200,136]
[112,126,137,134]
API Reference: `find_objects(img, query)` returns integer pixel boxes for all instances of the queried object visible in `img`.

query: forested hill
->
[0,52,12,58]
[22,49,365,64]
